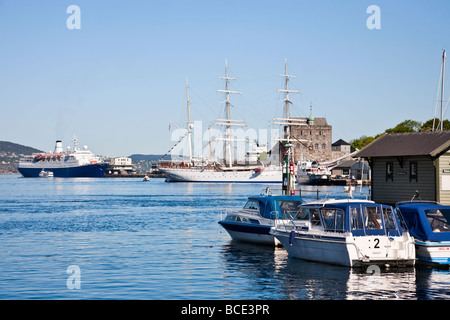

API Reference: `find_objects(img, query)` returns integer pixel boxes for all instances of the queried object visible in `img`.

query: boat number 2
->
[373,238,380,248]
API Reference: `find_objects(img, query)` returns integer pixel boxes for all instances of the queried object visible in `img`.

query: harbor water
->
[0,175,449,300]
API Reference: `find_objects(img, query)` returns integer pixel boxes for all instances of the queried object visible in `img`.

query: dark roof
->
[332,139,350,146]
[355,131,450,158]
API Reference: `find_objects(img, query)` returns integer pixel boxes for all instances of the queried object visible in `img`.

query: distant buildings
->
[106,157,136,175]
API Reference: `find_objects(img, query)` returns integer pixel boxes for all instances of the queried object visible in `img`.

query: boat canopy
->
[246,195,303,219]
[396,202,450,242]
[294,200,405,236]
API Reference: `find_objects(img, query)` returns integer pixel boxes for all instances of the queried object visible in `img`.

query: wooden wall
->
[371,156,436,205]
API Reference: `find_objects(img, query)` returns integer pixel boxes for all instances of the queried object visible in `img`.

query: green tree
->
[384,120,422,133]
[420,118,450,131]
[350,135,376,150]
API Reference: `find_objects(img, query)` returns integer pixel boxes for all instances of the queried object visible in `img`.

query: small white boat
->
[39,170,54,178]
[143,175,150,181]
[396,201,450,266]
[218,193,303,246]
[271,199,416,267]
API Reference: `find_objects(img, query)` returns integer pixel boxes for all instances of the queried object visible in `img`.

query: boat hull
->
[415,241,450,266]
[18,163,108,178]
[218,221,278,246]
[273,231,416,268]
[159,167,283,183]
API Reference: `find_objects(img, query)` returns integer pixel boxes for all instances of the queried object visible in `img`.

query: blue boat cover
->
[248,195,303,219]
[397,202,450,242]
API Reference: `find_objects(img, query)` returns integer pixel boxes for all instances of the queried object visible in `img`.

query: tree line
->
[350,118,450,150]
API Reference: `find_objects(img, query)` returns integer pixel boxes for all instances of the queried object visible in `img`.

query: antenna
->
[441,50,446,131]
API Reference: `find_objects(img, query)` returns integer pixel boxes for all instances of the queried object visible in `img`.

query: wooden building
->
[355,131,450,205]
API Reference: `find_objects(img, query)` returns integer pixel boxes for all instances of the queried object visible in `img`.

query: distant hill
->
[0,141,43,174]
[0,141,42,155]
[128,154,171,175]
[129,154,171,161]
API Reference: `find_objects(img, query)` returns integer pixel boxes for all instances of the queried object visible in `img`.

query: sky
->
[0,0,449,157]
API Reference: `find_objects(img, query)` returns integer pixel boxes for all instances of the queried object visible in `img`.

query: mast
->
[441,50,446,131]
[185,77,193,163]
[216,60,245,167]
[277,59,302,140]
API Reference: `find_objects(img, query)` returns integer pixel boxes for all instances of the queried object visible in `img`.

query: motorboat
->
[396,201,450,266]
[218,193,303,246]
[39,170,54,178]
[271,199,416,267]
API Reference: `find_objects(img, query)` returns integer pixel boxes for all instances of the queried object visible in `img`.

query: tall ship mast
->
[273,59,304,194]
[158,61,286,183]
[275,59,303,141]
[214,60,247,167]
[185,77,193,163]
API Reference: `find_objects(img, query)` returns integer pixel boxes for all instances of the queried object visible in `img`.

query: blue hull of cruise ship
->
[18,163,108,178]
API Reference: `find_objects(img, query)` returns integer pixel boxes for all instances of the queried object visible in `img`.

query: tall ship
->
[158,60,303,183]
[18,137,108,178]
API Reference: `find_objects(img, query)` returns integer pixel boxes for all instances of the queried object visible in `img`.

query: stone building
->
[288,111,333,162]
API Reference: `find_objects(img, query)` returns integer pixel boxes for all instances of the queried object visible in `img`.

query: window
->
[278,200,302,219]
[386,162,393,182]
[315,143,319,150]
[351,206,364,230]
[310,208,322,226]
[322,209,345,232]
[295,208,310,221]
[243,200,259,210]
[426,209,450,232]
[410,161,418,182]
[382,206,397,230]
[322,143,326,150]
[365,206,382,229]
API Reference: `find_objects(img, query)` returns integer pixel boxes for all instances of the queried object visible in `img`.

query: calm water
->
[0,175,449,300]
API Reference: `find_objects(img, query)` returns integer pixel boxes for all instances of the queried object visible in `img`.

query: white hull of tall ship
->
[159,165,283,183]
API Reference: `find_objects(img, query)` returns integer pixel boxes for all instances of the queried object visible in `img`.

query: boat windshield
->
[243,200,259,211]
[277,200,302,219]
[351,204,401,236]
[426,209,450,232]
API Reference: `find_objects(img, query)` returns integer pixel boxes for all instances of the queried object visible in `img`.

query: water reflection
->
[346,267,416,300]
[219,240,444,300]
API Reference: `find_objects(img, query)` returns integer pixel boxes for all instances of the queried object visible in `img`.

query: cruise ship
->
[18,137,108,178]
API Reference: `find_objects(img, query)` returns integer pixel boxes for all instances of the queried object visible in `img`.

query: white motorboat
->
[218,193,303,246]
[271,199,416,267]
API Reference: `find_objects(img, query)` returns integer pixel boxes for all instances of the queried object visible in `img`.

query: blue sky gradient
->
[0,1,449,156]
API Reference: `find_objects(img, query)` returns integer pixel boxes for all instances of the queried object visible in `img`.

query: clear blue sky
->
[1,0,449,156]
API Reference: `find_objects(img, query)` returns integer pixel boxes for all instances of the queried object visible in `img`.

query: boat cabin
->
[396,202,450,242]
[239,195,303,220]
[292,200,407,237]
